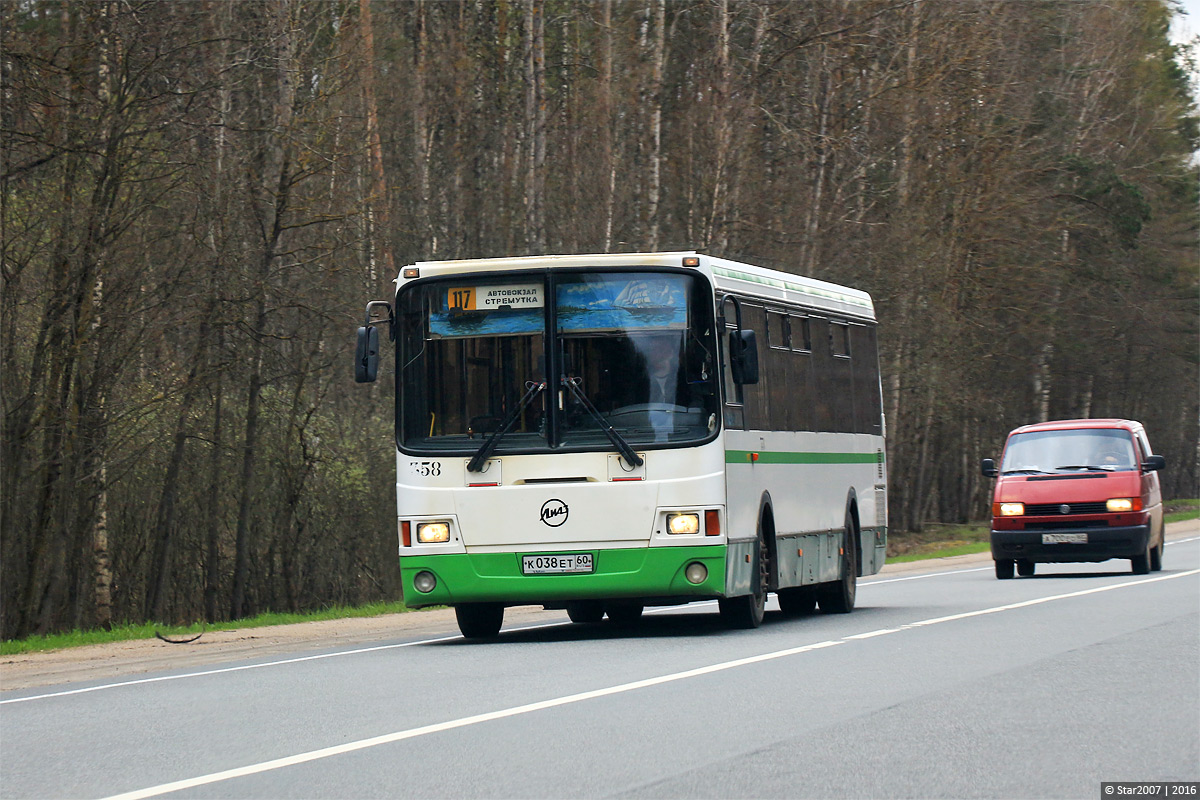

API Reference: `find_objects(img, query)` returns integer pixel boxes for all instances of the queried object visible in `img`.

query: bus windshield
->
[397,270,719,455]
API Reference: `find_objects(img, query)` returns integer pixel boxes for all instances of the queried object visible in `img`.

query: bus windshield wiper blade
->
[562,376,644,468]
[467,381,545,473]
[1002,468,1049,475]
[1055,464,1113,472]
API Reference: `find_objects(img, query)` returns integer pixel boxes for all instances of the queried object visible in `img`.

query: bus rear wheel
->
[455,603,504,638]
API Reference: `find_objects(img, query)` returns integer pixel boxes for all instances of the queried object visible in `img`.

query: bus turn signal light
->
[705,509,721,537]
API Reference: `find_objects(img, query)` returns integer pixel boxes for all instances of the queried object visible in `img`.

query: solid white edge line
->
[99,568,1199,800]
[0,635,461,705]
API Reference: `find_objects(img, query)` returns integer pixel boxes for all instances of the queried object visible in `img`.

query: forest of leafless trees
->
[2,0,1197,639]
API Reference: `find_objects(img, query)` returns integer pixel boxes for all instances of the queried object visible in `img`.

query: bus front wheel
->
[720,531,768,629]
[567,600,605,623]
[455,603,504,638]
[817,514,857,614]
[605,602,644,626]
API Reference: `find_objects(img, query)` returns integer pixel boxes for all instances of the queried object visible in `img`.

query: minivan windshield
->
[396,269,719,456]
[1000,429,1137,474]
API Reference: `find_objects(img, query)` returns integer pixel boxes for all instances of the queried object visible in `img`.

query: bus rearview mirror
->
[730,329,759,385]
[355,326,379,383]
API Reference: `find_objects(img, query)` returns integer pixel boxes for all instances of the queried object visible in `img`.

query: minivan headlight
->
[998,502,1025,517]
[1106,498,1140,512]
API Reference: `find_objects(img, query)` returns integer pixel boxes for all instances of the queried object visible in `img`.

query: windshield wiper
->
[1055,464,1114,472]
[1002,468,1049,475]
[467,381,546,473]
[561,376,644,468]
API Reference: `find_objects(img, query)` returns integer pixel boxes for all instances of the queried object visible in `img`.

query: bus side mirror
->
[981,458,998,478]
[729,329,759,385]
[355,325,379,383]
[1141,454,1165,472]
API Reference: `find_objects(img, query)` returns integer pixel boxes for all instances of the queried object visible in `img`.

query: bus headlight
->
[997,502,1024,517]
[685,562,708,584]
[416,522,451,543]
[667,513,700,534]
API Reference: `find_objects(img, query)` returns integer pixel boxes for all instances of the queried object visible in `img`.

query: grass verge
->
[1,600,408,657]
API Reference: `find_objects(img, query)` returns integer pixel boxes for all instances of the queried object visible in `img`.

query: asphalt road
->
[2,528,1197,800]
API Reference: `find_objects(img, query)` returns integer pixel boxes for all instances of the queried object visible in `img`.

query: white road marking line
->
[101,640,846,800]
[1,634,461,705]
[844,628,902,640]
[863,567,991,585]
[98,568,1198,800]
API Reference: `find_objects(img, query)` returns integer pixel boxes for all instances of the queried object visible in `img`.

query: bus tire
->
[1016,559,1035,577]
[567,600,605,623]
[817,513,857,614]
[605,602,644,626]
[777,586,816,616]
[455,603,504,638]
[720,530,768,629]
[995,559,1015,580]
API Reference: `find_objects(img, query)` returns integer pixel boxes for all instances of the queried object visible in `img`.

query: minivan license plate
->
[1042,533,1088,545]
[522,553,593,574]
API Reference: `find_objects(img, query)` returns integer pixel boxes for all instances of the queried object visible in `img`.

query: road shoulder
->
[4,519,1196,692]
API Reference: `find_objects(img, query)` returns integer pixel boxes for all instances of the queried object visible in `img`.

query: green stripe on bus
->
[726,450,880,465]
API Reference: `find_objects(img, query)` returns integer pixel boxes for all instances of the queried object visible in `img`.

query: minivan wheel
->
[1150,526,1164,572]
[1131,532,1153,575]
[995,559,1015,580]
[1016,559,1035,577]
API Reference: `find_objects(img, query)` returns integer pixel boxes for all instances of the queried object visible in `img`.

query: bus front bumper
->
[399,545,727,607]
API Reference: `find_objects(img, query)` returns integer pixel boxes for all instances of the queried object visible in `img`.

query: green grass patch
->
[886,521,991,563]
[1165,498,1200,524]
[1,600,409,656]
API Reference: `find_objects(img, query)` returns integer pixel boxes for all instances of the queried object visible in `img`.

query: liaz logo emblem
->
[540,499,568,527]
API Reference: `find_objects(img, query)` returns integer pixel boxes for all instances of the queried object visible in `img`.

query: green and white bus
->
[355,252,887,638]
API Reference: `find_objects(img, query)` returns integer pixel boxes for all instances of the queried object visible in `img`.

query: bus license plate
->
[522,553,594,574]
[1042,533,1088,545]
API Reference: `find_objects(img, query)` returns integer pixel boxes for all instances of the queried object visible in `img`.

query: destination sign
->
[448,284,544,311]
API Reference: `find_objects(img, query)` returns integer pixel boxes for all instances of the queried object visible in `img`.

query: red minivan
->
[981,419,1165,579]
